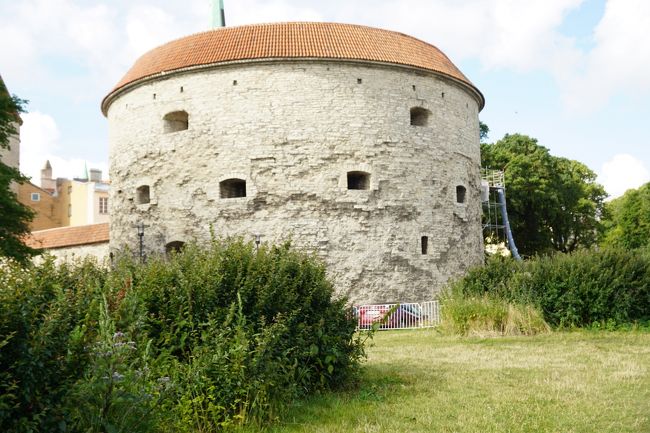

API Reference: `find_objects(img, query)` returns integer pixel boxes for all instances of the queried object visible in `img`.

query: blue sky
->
[1,0,648,198]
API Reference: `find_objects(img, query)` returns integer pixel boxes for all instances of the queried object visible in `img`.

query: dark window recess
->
[357,78,362,84]
[456,185,466,203]
[347,171,370,190]
[410,107,430,126]
[421,236,428,255]
[163,111,188,133]
[165,241,185,255]
[136,185,150,204]
[220,178,246,198]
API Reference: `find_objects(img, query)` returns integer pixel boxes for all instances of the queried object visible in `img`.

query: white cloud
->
[599,154,650,199]
[561,0,650,112]
[125,6,184,59]
[19,112,108,185]
[19,112,60,182]
[227,0,323,25]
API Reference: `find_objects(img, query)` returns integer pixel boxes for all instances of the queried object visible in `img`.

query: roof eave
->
[102,57,485,116]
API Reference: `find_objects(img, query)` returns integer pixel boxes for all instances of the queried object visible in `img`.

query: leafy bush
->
[0,239,363,432]
[451,248,650,328]
[0,257,103,432]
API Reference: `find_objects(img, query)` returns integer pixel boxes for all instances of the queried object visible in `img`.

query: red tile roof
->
[102,22,483,114]
[26,223,109,249]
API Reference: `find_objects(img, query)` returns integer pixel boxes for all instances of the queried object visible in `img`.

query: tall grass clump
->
[451,248,650,328]
[440,291,550,336]
[0,239,364,432]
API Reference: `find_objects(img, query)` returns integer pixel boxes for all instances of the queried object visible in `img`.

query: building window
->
[166,241,185,255]
[163,110,189,133]
[136,185,151,204]
[68,204,72,217]
[347,171,370,190]
[421,236,428,255]
[99,197,108,214]
[220,178,246,198]
[456,185,467,204]
[410,107,430,126]
[30,192,40,201]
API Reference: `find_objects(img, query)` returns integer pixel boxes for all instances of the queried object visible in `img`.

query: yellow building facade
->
[18,162,110,230]
[17,182,65,230]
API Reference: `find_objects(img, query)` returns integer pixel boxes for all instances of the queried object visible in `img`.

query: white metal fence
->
[354,301,440,330]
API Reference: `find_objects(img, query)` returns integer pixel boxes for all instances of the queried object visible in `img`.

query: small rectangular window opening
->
[220,179,247,198]
[136,185,151,204]
[421,236,428,255]
[31,192,40,202]
[456,185,467,203]
[357,78,362,84]
[163,111,189,133]
[347,171,370,190]
[233,80,238,86]
[410,107,430,126]
[180,86,184,93]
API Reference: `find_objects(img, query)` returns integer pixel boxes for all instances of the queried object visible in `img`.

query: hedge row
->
[451,247,650,328]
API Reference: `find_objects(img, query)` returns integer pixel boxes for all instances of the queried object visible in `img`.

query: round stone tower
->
[102,22,485,303]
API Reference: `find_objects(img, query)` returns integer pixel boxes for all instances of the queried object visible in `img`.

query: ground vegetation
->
[0,239,363,432]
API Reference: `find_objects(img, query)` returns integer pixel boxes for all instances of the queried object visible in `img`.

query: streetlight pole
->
[136,222,146,263]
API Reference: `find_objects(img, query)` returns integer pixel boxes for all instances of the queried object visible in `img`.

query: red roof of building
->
[26,223,109,249]
[102,22,483,114]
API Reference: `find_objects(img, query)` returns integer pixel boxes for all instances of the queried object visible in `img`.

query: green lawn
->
[261,330,650,433]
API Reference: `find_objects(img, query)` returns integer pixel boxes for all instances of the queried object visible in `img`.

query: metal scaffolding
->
[481,168,521,260]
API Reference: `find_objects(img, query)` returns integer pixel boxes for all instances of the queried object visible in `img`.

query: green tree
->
[602,182,650,249]
[479,121,490,143]
[0,83,36,263]
[481,133,606,256]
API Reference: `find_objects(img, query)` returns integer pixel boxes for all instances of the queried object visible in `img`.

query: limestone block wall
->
[35,242,109,266]
[106,61,483,303]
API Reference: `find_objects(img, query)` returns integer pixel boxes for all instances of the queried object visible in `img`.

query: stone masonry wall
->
[34,242,109,266]
[106,61,483,303]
